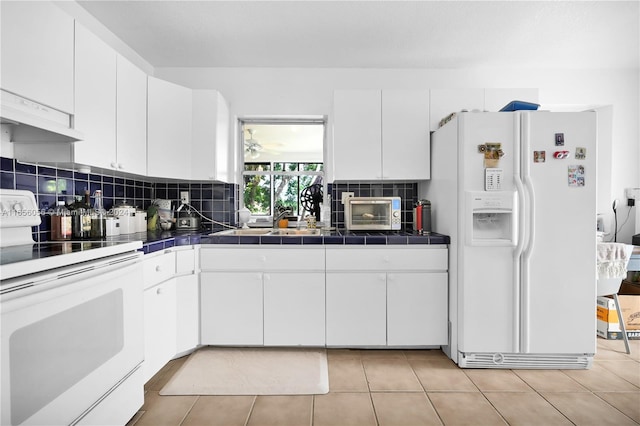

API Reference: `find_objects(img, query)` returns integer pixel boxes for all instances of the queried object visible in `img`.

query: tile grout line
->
[407,354,446,426]
[177,395,200,426]
[359,352,381,425]
[243,395,258,426]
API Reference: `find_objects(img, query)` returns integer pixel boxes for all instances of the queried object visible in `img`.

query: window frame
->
[239,118,326,218]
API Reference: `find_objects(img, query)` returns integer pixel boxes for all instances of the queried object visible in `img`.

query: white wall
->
[156,67,639,243]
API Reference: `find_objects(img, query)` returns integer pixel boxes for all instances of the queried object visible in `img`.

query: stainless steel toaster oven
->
[345,197,402,230]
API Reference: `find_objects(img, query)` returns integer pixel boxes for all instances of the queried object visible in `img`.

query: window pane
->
[244,162,271,172]
[243,174,271,215]
[274,175,299,214]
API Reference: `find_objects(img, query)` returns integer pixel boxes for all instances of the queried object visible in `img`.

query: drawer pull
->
[157,287,165,295]
[155,265,162,272]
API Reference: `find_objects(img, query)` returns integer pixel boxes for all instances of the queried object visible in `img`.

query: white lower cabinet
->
[175,247,199,355]
[387,272,448,346]
[175,274,199,354]
[198,245,447,348]
[326,272,387,346]
[326,246,448,347]
[200,272,264,345]
[142,278,176,383]
[199,246,325,346]
[263,272,325,346]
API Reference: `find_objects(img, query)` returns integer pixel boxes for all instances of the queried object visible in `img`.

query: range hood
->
[0,89,84,143]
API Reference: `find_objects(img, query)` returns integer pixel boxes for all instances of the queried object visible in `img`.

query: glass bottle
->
[50,201,73,241]
[70,191,92,239]
[90,190,106,239]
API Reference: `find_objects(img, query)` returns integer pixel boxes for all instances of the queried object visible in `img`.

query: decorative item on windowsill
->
[300,183,323,222]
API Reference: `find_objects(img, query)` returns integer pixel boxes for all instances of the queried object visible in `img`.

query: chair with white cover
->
[596,243,634,354]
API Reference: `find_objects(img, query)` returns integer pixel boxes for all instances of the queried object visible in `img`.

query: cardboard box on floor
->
[597,294,640,339]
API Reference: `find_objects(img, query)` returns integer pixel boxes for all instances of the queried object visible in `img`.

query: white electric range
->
[1,189,145,426]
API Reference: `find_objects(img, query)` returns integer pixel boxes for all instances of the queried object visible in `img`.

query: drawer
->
[201,246,325,272]
[142,251,176,289]
[326,247,447,271]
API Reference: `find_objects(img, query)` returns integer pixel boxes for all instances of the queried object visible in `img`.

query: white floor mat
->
[159,347,329,395]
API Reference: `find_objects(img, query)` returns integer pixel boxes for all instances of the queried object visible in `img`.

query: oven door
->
[1,254,143,426]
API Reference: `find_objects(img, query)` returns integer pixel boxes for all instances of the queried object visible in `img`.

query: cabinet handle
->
[110,162,117,168]
[383,256,390,263]
[157,287,165,295]
[118,163,125,170]
[155,265,162,272]
[260,256,267,263]
[264,273,270,281]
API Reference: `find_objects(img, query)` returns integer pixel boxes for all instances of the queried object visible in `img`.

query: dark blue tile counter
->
[103,230,205,254]
[204,230,450,246]
[108,228,449,255]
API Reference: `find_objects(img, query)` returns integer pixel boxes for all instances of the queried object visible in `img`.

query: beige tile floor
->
[128,338,640,426]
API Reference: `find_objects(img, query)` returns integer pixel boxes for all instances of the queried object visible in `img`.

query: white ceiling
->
[76,0,639,70]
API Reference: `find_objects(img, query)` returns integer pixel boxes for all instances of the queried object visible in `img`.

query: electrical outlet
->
[341,192,354,204]
[596,215,605,232]
[180,191,190,205]
[625,188,640,200]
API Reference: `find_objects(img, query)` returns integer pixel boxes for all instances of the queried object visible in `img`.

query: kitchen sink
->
[210,228,272,236]
[210,228,323,237]
[269,228,322,236]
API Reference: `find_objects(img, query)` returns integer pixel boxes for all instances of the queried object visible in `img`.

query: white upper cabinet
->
[74,22,117,169]
[333,90,382,180]
[381,90,430,180]
[116,55,148,176]
[333,89,430,181]
[147,77,193,180]
[191,90,230,181]
[0,1,74,113]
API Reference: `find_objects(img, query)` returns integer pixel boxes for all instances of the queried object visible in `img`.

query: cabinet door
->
[387,272,448,346]
[175,274,199,354]
[263,272,325,346]
[332,90,382,180]
[200,272,263,345]
[143,278,177,383]
[381,90,431,180]
[147,77,192,179]
[0,1,74,113]
[326,272,386,346]
[73,23,117,169]
[116,55,147,175]
[191,90,230,181]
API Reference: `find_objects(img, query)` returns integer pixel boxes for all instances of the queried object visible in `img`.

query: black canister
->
[420,200,432,234]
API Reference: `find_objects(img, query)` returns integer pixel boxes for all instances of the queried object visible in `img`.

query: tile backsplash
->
[1,156,423,241]
[1,157,238,242]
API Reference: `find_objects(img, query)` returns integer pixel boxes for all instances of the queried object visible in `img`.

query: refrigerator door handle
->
[513,175,527,352]
[520,112,535,353]
[514,176,527,259]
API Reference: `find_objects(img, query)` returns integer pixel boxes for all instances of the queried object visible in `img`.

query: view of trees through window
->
[241,121,325,217]
[243,163,324,216]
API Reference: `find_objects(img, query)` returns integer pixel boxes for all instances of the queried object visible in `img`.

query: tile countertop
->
[107,227,451,255]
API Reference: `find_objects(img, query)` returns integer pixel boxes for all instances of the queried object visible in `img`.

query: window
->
[241,120,325,218]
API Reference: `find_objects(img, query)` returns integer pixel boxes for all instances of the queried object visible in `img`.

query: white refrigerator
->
[423,111,597,369]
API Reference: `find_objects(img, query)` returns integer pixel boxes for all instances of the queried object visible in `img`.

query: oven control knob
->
[392,211,400,218]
